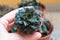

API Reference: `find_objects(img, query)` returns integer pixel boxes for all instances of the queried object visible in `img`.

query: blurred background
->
[0,0,60,12]
[0,0,60,40]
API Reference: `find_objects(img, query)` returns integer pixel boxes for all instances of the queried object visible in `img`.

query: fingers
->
[0,8,20,33]
[0,18,9,28]
[0,8,20,28]
[1,9,18,23]
[7,22,14,31]
[0,22,8,33]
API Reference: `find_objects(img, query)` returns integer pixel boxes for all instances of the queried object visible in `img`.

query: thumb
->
[32,32,41,40]
[23,32,41,40]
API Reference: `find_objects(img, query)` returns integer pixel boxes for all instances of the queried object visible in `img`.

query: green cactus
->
[14,7,42,34]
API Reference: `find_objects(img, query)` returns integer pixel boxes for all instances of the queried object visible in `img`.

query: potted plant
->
[9,0,54,40]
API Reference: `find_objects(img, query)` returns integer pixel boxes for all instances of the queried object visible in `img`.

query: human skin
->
[0,7,41,40]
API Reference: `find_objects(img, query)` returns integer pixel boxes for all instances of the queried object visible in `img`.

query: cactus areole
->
[14,6,43,34]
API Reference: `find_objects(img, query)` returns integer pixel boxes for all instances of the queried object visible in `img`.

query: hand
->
[0,8,41,40]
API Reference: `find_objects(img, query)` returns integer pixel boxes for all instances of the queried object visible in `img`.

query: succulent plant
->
[14,7,42,34]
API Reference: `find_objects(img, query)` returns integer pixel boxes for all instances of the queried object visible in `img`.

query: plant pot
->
[38,21,54,40]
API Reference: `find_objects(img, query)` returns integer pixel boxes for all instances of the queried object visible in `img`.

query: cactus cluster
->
[14,7,42,34]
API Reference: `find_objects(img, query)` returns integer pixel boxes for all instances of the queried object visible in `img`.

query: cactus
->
[14,7,42,34]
